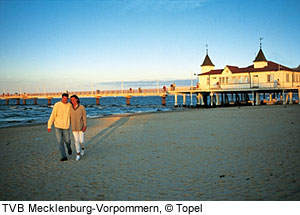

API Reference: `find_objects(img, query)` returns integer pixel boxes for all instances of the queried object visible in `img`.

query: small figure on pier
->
[163,86,167,92]
[274,79,280,87]
[171,83,176,91]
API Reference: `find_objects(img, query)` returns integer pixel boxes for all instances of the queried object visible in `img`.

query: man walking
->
[48,93,72,161]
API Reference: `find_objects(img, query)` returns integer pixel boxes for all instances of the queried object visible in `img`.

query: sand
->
[0,105,300,200]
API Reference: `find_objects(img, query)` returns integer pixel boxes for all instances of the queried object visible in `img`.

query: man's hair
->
[62,93,69,98]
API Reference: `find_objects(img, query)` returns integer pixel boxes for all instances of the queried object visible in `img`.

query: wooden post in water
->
[210,92,214,107]
[196,93,201,107]
[47,97,52,106]
[256,92,260,105]
[6,99,9,105]
[16,98,20,105]
[288,92,293,104]
[174,93,178,107]
[161,96,166,106]
[22,99,26,105]
[282,90,286,105]
[33,98,37,105]
[95,96,101,105]
[225,94,229,106]
[182,94,186,107]
[126,96,132,105]
[236,93,240,105]
[216,93,220,106]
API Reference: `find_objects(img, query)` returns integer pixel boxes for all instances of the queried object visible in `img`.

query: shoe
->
[60,157,68,161]
[76,155,80,161]
[68,148,72,155]
[81,148,85,156]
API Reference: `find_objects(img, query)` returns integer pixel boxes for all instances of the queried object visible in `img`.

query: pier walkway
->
[0,88,168,105]
[1,85,300,107]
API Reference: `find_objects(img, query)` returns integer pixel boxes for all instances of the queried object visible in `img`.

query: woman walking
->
[70,95,87,161]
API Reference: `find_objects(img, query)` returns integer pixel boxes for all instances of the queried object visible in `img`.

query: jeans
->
[55,127,71,158]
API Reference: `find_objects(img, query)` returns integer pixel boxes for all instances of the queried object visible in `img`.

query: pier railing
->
[0,88,167,99]
[0,88,169,105]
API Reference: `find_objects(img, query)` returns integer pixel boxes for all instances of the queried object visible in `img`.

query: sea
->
[0,95,192,128]
[0,79,195,128]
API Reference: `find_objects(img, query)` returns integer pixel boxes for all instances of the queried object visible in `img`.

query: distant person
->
[70,95,87,161]
[48,93,72,161]
[277,79,281,86]
[274,79,281,87]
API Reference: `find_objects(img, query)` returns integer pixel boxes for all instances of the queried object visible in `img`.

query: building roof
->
[253,49,267,62]
[199,61,297,76]
[201,54,215,66]
[293,64,300,72]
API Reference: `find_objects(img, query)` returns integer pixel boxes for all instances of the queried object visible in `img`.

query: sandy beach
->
[0,105,300,200]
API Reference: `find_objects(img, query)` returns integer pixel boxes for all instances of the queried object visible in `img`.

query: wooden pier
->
[1,85,300,107]
[168,85,300,107]
[0,88,168,106]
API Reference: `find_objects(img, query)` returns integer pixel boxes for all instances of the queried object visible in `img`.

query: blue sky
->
[1,0,300,93]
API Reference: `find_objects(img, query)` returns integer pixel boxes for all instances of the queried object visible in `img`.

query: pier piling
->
[161,96,166,106]
[126,96,132,105]
[95,96,101,105]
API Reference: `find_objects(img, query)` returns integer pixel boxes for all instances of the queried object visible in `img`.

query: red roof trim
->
[199,61,297,76]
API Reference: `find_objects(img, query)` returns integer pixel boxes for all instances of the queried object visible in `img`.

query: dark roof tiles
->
[199,61,296,76]
[201,54,215,66]
[253,49,267,62]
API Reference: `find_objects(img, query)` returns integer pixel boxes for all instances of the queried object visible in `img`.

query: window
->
[267,74,274,83]
[293,74,295,82]
[286,74,290,82]
[226,77,229,84]
[207,77,210,85]
[238,76,242,83]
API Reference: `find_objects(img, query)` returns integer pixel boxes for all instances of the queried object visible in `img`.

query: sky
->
[0,0,300,93]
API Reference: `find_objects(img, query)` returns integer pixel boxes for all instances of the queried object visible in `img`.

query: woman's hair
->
[70,95,80,104]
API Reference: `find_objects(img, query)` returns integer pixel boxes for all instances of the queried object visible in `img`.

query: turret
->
[200,45,215,73]
[253,38,268,68]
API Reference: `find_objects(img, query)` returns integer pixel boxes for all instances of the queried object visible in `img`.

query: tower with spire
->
[253,37,268,69]
[200,44,215,73]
